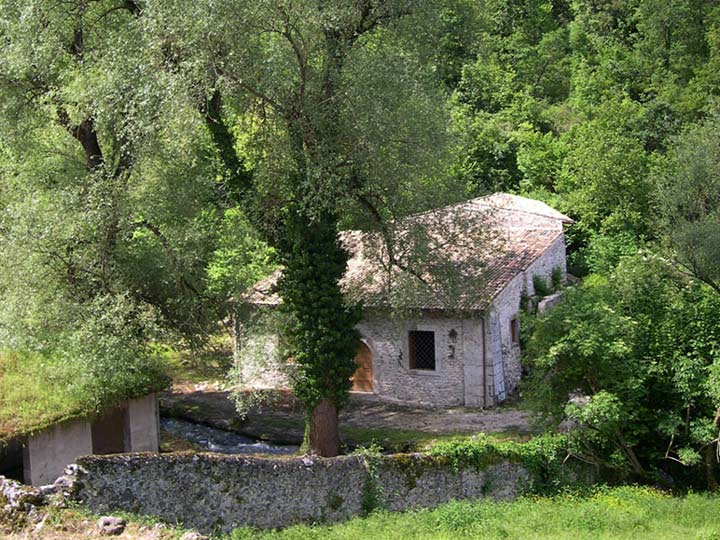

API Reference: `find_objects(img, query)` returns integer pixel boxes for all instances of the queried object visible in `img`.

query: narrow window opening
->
[408,330,436,370]
[510,316,520,345]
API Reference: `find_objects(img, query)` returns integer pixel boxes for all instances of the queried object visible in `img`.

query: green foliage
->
[557,100,654,241]
[517,129,568,193]
[0,0,246,392]
[532,275,553,298]
[656,113,720,294]
[0,330,168,440]
[576,232,642,276]
[524,255,720,484]
[0,292,172,395]
[167,1,458,452]
[352,443,385,515]
[429,433,575,493]
[277,212,362,412]
[446,0,720,277]
[207,209,276,302]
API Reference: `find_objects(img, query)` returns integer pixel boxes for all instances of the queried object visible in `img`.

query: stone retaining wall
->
[74,452,532,533]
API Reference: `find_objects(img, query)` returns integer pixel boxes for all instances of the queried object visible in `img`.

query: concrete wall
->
[74,453,532,533]
[24,419,93,486]
[128,394,160,452]
[21,394,160,486]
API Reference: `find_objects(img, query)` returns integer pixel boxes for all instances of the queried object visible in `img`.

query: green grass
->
[227,486,720,540]
[0,349,167,441]
[0,351,85,438]
[159,340,234,385]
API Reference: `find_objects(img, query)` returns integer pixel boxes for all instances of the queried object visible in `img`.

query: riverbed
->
[160,417,299,455]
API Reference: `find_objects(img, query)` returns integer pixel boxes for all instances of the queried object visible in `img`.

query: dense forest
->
[1,0,719,483]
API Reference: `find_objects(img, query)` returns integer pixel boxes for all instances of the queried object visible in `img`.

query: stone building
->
[240,193,572,408]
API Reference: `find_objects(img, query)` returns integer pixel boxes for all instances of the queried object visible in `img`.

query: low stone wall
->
[74,452,532,533]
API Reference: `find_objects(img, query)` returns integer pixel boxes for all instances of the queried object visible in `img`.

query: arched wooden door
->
[351,341,373,393]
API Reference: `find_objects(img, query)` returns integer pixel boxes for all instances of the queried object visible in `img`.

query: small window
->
[408,330,436,370]
[510,316,520,345]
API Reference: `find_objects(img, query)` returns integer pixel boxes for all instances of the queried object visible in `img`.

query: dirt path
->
[160,385,533,449]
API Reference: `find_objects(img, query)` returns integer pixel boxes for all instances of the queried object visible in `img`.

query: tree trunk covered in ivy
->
[186,1,450,455]
[277,209,360,456]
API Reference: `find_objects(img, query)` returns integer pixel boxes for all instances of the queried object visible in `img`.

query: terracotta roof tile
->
[245,193,569,313]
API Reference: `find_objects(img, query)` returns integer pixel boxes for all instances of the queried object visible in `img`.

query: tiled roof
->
[245,193,571,313]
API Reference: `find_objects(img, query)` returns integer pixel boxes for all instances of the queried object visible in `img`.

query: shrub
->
[532,275,552,298]
[523,254,720,487]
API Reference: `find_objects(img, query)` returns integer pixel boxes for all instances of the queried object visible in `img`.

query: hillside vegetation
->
[0,0,719,468]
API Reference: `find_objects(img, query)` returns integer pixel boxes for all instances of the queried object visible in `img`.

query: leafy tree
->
[656,113,720,295]
[153,0,453,455]
[524,257,720,487]
[0,0,251,412]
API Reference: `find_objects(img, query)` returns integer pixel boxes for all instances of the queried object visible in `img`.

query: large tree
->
[656,113,720,295]
[0,0,261,402]
[151,0,452,455]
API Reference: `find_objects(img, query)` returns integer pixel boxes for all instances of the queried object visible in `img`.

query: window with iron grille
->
[408,330,436,370]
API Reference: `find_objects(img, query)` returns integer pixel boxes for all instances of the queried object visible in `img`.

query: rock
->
[53,464,83,499]
[33,514,48,533]
[98,516,126,536]
[1,476,44,507]
[180,532,209,540]
[537,292,564,314]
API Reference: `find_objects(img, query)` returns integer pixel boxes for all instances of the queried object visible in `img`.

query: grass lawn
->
[8,487,720,540]
[0,349,167,442]
[228,487,720,540]
[160,339,234,387]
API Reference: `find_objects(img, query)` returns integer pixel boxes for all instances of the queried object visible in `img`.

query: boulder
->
[98,516,126,536]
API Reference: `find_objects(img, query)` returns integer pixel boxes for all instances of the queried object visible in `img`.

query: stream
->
[160,417,299,455]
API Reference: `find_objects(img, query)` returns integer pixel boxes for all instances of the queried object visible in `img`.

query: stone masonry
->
[74,452,532,533]
[236,193,572,408]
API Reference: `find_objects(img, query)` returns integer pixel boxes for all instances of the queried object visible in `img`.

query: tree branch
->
[223,72,285,113]
[56,107,104,172]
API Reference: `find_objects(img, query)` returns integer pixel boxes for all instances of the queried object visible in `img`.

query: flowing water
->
[160,417,299,455]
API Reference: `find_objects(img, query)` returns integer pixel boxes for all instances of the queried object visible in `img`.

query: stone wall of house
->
[485,233,568,403]
[234,314,485,407]
[234,332,295,390]
[232,233,567,409]
[521,234,567,295]
[74,453,531,533]
[357,315,478,407]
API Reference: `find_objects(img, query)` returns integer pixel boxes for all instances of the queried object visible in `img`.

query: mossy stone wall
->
[74,452,532,533]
